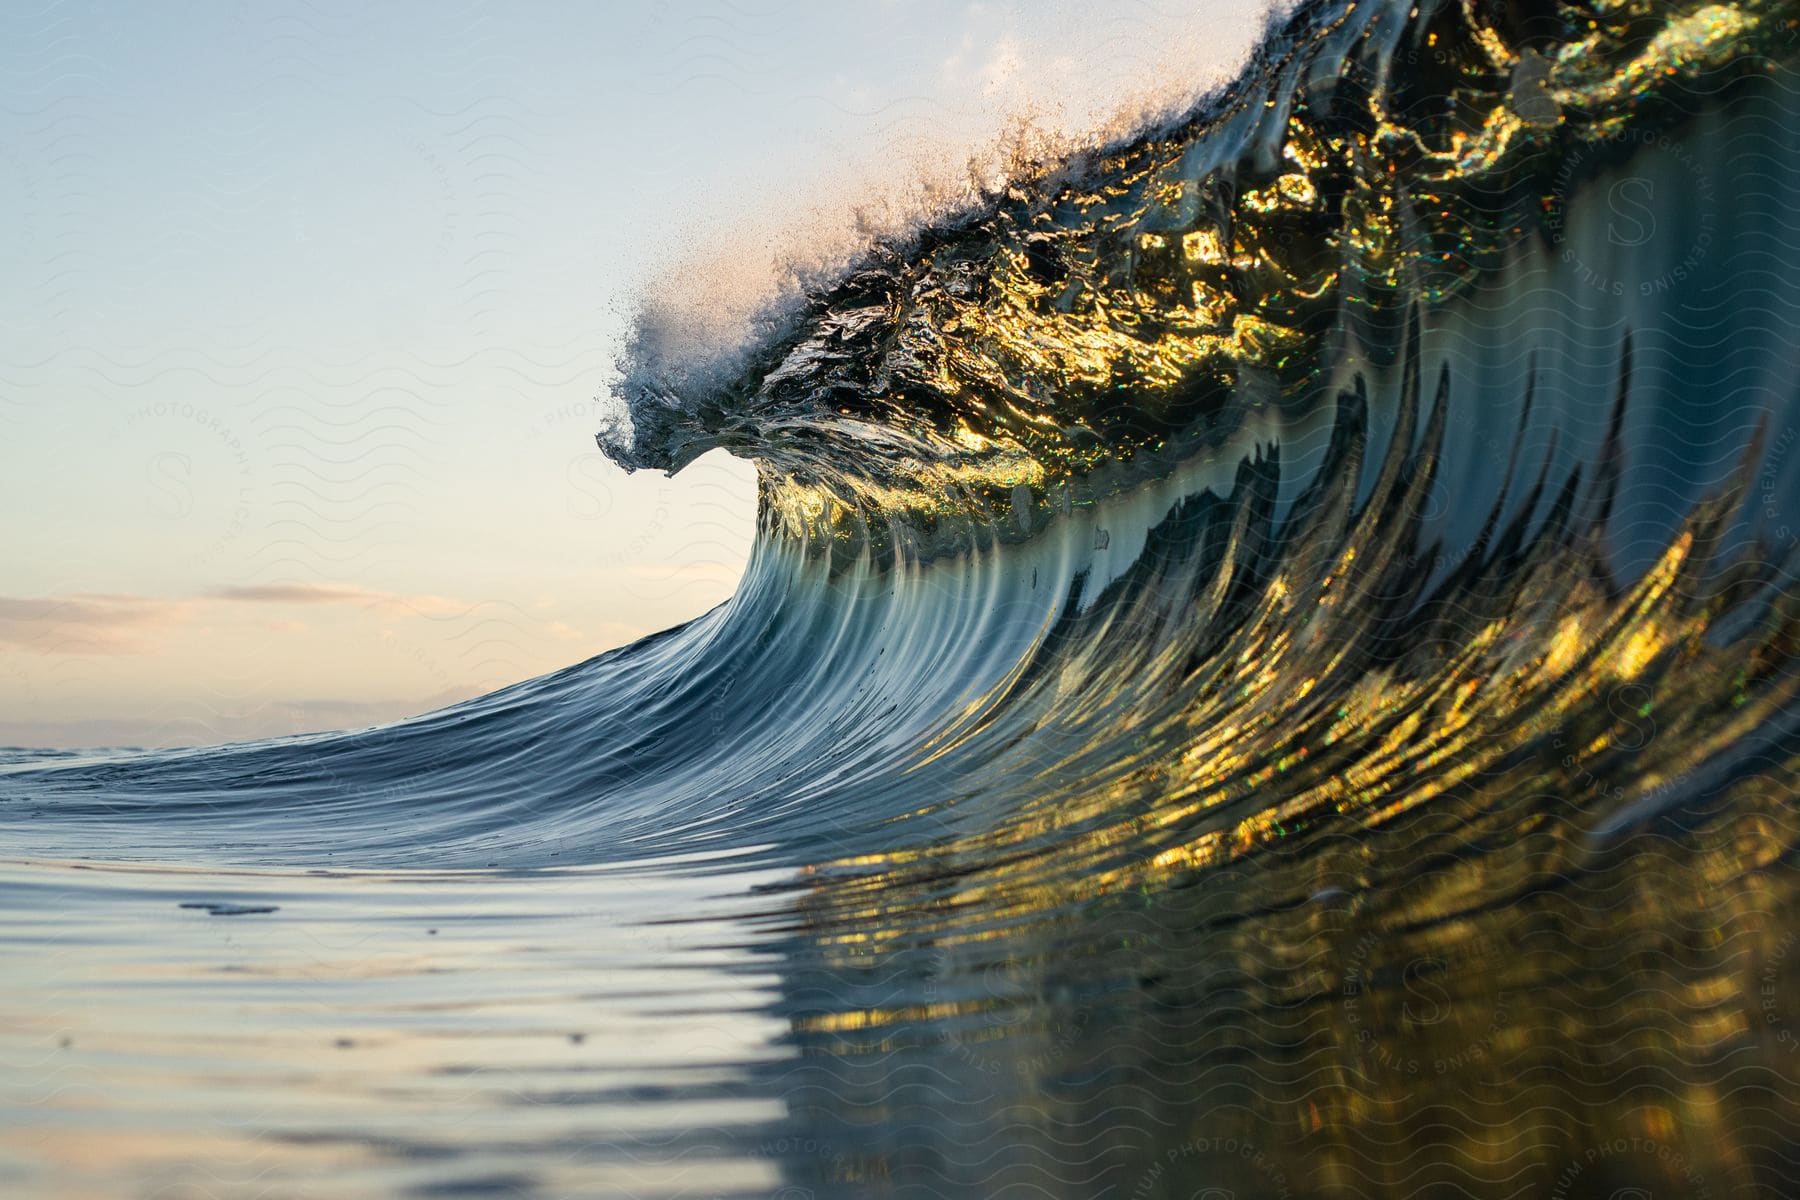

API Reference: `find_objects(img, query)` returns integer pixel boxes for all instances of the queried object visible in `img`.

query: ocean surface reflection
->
[6,781,1796,1199]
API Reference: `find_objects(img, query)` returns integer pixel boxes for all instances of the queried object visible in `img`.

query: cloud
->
[206,582,466,617]
[0,582,480,656]
[0,593,193,656]
[207,583,368,604]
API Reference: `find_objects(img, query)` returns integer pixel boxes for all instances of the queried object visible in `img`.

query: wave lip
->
[603,0,1799,546]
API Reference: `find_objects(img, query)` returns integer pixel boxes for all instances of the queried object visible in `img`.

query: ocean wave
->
[11,0,1796,879]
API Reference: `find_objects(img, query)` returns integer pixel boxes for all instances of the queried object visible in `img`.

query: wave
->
[6,0,1800,883]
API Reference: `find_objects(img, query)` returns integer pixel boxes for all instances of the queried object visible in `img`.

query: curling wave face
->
[7,0,1800,1194]
[13,0,1797,870]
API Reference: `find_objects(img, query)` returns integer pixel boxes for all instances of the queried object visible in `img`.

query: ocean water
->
[7,0,1800,1195]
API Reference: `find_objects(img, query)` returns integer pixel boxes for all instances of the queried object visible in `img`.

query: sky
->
[0,1,1266,748]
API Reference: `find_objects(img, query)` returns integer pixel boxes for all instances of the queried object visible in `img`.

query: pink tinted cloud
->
[207,583,466,617]
[0,593,194,656]
[0,583,479,657]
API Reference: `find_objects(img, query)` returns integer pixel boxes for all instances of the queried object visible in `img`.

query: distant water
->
[7,0,1800,1194]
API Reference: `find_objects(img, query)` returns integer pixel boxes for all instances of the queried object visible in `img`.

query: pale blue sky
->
[0,1,1264,746]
